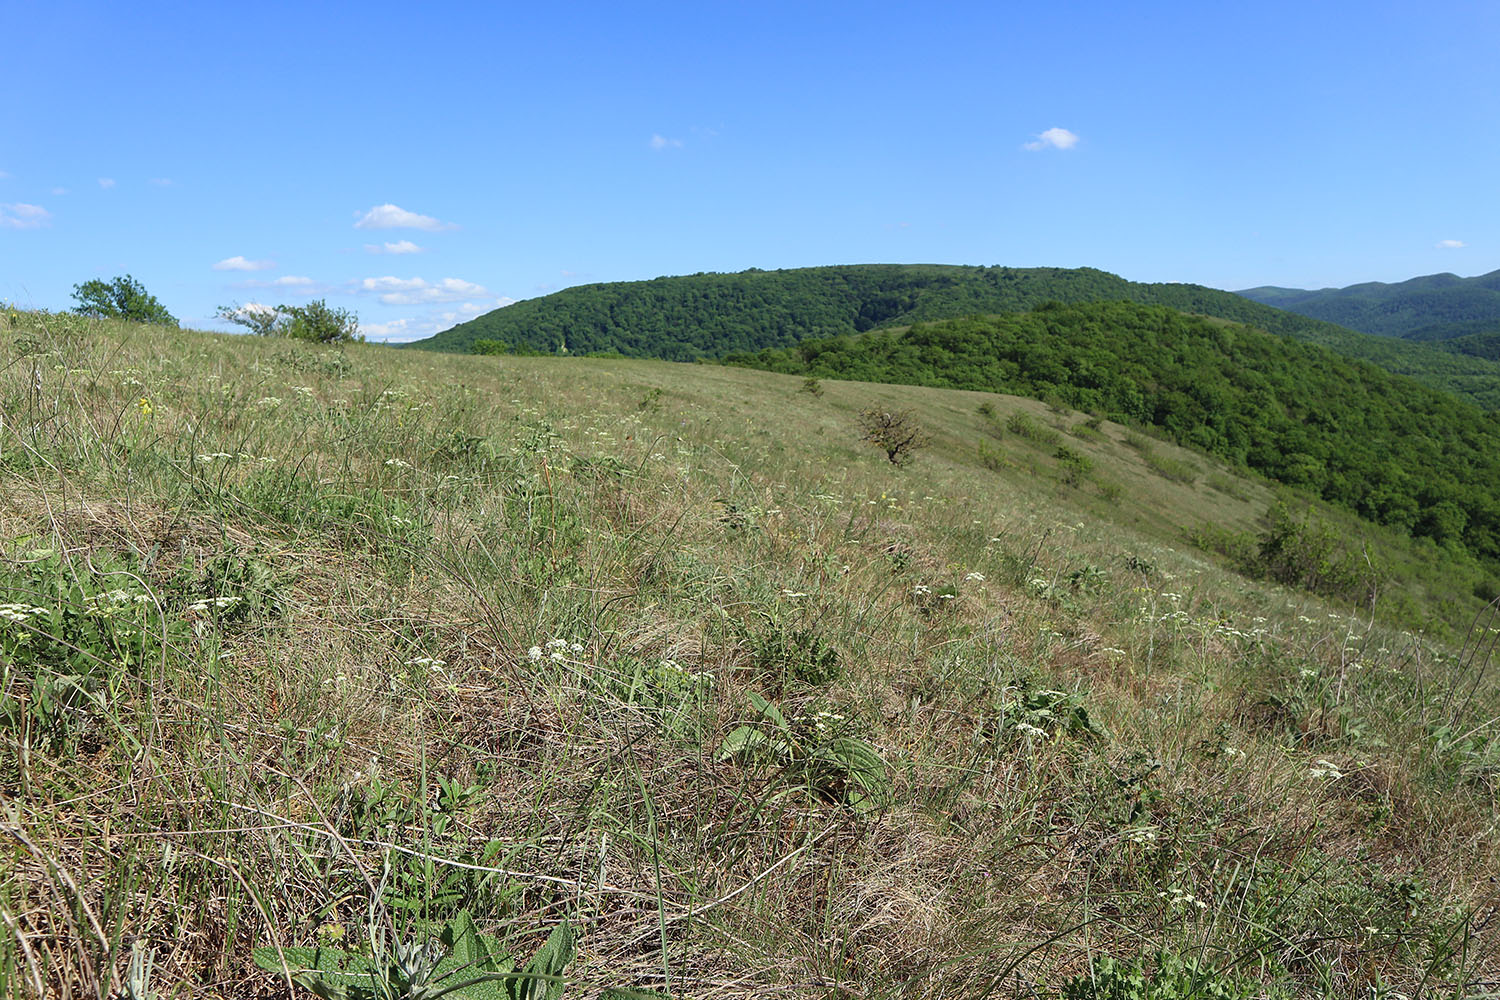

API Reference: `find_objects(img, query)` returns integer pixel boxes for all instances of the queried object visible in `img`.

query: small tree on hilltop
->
[72,274,178,326]
[859,407,929,465]
[217,299,361,344]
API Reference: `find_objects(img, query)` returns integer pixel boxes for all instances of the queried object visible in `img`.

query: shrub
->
[1005,412,1060,446]
[71,274,177,326]
[280,299,361,343]
[217,299,360,343]
[858,407,929,465]
[1054,445,1094,486]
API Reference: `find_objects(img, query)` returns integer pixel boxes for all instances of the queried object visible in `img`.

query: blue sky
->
[2,0,1496,342]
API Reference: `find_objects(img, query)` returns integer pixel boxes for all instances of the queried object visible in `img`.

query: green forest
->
[406,264,1500,408]
[1239,268,1500,342]
[728,301,1500,569]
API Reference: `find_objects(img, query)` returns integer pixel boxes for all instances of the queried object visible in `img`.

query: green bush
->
[71,274,177,326]
[218,299,360,343]
[1006,412,1060,446]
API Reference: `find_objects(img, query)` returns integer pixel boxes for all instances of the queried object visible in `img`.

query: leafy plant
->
[741,609,842,687]
[996,683,1106,741]
[71,274,177,326]
[718,693,890,813]
[1062,951,1254,1000]
[0,550,184,751]
[252,911,574,1000]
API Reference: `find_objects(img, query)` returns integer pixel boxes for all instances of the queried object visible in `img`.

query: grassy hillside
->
[5,311,1500,997]
[730,301,1500,578]
[405,264,1500,409]
[1239,268,1500,342]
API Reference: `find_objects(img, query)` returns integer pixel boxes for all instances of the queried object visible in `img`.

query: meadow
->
[2,311,1499,998]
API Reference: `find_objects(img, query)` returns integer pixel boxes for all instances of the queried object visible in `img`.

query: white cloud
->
[213,255,276,272]
[362,298,519,343]
[51,187,68,196]
[360,318,416,340]
[650,133,683,150]
[0,203,52,229]
[1023,127,1080,152]
[0,171,10,180]
[1435,239,1466,249]
[356,275,491,305]
[234,275,330,297]
[364,240,425,254]
[98,177,116,189]
[353,203,456,231]
[149,177,174,187]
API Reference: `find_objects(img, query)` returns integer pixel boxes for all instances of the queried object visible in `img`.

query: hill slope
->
[5,311,1500,996]
[1238,268,1500,341]
[731,301,1500,570]
[405,264,1500,408]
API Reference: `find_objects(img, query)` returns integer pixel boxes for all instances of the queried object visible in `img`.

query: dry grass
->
[1,311,1499,998]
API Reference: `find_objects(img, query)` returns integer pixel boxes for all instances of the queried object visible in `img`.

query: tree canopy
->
[71,274,177,327]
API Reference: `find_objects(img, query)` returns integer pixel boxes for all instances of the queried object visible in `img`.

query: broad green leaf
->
[748,692,789,729]
[510,921,575,1000]
[717,724,768,760]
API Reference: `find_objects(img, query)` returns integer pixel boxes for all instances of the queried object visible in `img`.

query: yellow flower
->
[138,397,153,416]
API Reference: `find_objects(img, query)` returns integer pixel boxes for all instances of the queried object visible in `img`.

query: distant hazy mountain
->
[404,264,1500,408]
[1237,269,1500,342]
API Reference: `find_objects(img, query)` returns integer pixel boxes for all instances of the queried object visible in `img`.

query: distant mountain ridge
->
[403,263,1500,408]
[1237,268,1500,342]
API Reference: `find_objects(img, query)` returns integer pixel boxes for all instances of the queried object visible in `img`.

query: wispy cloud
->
[649,133,683,151]
[98,177,116,189]
[1023,127,1080,152]
[1435,239,1466,249]
[232,275,330,297]
[213,255,276,272]
[353,204,457,231]
[0,203,52,229]
[0,171,10,181]
[355,276,491,305]
[51,186,68,196]
[364,240,425,255]
[362,298,518,343]
[149,177,174,187]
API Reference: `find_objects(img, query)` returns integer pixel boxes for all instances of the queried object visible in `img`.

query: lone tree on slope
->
[859,407,929,465]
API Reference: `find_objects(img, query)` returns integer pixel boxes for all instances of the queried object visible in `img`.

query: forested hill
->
[405,264,1500,408]
[1238,268,1500,342]
[730,301,1500,568]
